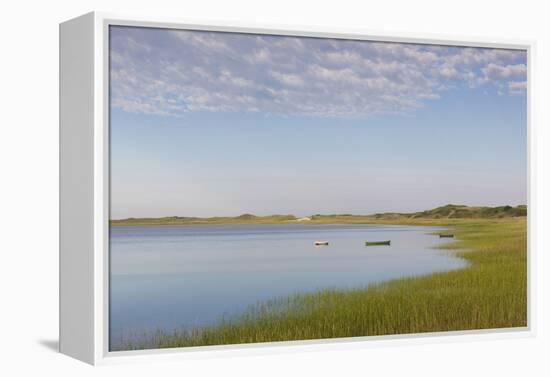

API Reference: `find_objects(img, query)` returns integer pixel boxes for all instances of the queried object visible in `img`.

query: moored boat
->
[365,240,391,246]
[439,234,454,238]
[314,241,329,246]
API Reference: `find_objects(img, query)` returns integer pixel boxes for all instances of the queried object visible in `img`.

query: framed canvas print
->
[59,12,533,365]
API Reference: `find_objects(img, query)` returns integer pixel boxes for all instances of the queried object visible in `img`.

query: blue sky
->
[109,26,527,219]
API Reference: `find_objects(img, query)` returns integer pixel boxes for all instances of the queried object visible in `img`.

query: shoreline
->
[109,205,527,226]
[113,217,526,351]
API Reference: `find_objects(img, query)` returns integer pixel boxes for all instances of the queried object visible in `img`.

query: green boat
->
[439,234,454,238]
[365,240,391,246]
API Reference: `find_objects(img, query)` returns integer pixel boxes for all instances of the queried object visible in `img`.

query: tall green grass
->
[116,218,527,351]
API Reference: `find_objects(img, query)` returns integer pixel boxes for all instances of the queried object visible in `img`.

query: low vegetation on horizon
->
[111,204,527,226]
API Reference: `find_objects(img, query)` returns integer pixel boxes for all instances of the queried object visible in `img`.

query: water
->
[109,224,467,348]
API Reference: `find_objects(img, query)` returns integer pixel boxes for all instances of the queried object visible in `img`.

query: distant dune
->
[110,204,526,226]
[362,204,526,220]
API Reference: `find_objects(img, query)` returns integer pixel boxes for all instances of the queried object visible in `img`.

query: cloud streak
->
[110,26,527,118]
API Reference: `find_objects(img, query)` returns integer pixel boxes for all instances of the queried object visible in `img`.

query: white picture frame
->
[59,11,535,365]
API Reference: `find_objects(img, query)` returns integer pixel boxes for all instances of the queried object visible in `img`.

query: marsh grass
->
[115,218,527,351]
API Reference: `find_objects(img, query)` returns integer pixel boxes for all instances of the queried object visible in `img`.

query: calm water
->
[109,224,467,347]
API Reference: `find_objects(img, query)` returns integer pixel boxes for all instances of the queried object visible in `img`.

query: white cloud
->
[219,69,254,88]
[482,63,527,80]
[269,70,305,87]
[109,27,527,118]
[245,48,271,64]
[508,80,527,96]
[438,66,459,79]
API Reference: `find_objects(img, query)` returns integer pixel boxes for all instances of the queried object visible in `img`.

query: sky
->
[109,26,527,219]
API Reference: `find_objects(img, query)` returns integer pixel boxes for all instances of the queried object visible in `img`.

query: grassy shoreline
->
[115,217,527,351]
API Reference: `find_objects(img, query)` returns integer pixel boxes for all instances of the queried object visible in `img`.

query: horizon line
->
[110,203,528,221]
